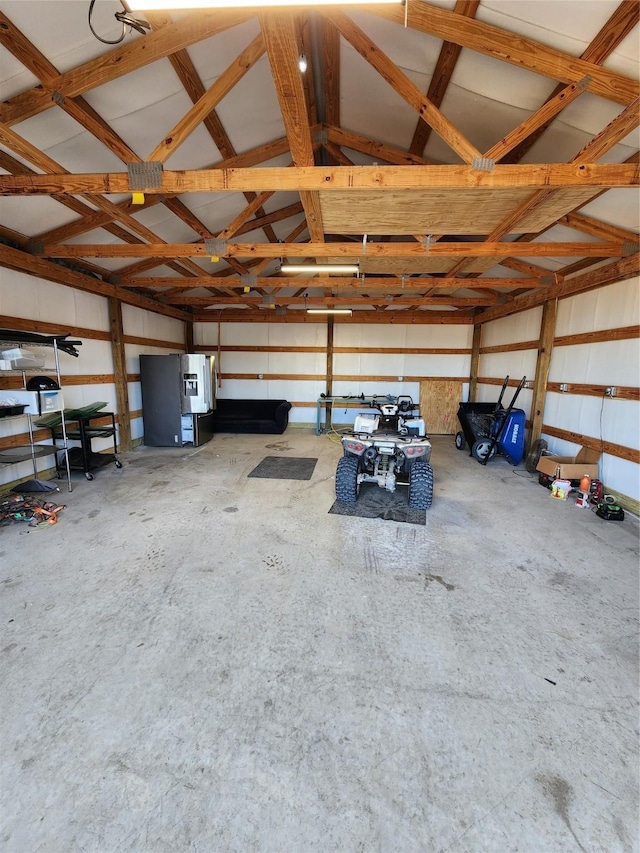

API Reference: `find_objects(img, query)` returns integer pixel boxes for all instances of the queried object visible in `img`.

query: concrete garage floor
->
[1,430,638,853]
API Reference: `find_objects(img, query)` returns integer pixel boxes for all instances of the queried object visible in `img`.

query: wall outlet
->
[524,380,533,389]
[605,386,616,397]
[559,383,568,392]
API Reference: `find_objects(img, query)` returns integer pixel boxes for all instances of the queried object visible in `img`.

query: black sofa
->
[212,399,292,434]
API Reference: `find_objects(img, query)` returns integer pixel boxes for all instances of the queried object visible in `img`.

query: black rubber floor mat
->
[328,482,426,525]
[248,456,318,481]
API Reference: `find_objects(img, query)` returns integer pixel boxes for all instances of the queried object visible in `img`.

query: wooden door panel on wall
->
[420,380,462,434]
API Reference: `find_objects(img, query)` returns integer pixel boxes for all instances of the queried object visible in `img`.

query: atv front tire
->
[335,455,360,503]
[408,459,433,510]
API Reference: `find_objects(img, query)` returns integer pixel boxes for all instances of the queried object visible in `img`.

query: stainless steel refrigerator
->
[140,354,216,447]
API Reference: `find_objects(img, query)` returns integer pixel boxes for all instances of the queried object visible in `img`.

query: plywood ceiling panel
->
[320,188,543,234]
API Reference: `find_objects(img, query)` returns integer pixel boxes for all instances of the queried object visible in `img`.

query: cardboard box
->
[536,446,600,481]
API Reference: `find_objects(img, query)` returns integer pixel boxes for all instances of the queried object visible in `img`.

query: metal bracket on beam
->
[109,275,122,285]
[577,75,592,91]
[423,235,433,251]
[240,274,257,288]
[127,161,163,190]
[205,238,228,257]
[315,129,328,145]
[540,275,555,285]
[51,91,65,106]
[26,241,44,255]
[622,240,639,256]
[472,157,496,172]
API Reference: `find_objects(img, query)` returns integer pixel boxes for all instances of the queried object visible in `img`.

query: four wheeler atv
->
[335,395,433,510]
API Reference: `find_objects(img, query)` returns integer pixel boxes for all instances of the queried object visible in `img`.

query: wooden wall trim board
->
[480,340,538,354]
[220,373,470,382]
[0,314,111,342]
[123,334,184,350]
[0,373,116,390]
[196,345,473,355]
[542,423,639,466]
[546,382,639,401]
[553,325,640,347]
[0,428,52,449]
[479,326,640,354]
[477,376,528,388]
[0,315,189,351]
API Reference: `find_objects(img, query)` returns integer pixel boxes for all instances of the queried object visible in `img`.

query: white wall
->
[0,270,185,484]
[479,280,640,504]
[545,277,640,502]
[196,321,473,427]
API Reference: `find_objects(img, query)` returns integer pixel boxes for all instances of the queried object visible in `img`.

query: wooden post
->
[529,298,557,451]
[108,297,131,450]
[325,317,334,428]
[469,323,481,402]
[185,320,194,353]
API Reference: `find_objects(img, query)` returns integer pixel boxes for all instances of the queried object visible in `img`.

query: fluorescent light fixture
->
[129,0,400,8]
[282,264,359,274]
[306,308,353,315]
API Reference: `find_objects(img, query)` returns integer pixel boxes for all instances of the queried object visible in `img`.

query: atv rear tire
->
[408,459,433,510]
[455,431,466,451]
[335,455,360,503]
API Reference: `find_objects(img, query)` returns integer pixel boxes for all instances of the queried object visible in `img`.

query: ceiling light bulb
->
[298,54,308,73]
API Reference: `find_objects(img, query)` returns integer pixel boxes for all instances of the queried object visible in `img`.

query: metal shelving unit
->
[0,334,80,492]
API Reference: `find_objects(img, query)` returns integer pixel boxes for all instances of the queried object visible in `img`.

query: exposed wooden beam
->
[324,9,481,164]
[409,0,480,157]
[484,79,590,163]
[560,211,638,243]
[1,163,636,196]
[0,9,252,126]
[500,0,640,163]
[39,241,634,260]
[321,17,340,127]
[0,243,190,320]
[447,97,640,275]
[469,324,481,402]
[147,34,265,164]
[108,298,132,451]
[368,2,638,106]
[116,275,549,290]
[193,310,474,324]
[476,253,640,323]
[325,125,431,165]
[165,295,498,306]
[529,299,557,453]
[261,13,324,242]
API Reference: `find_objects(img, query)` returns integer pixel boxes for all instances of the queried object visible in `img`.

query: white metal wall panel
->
[555,278,639,336]
[481,307,542,347]
[121,304,184,343]
[549,339,639,386]
[482,350,538,381]
[0,268,109,329]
